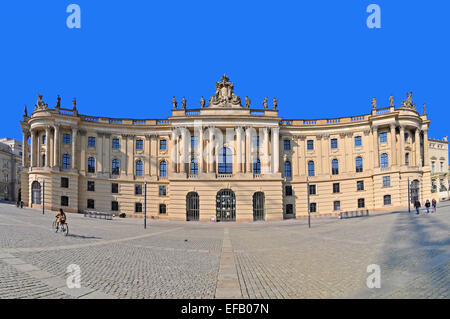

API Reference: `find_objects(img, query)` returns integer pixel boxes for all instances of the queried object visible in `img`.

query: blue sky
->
[0,0,448,144]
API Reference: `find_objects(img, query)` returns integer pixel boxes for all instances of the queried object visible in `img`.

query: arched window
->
[253,159,261,174]
[380,153,389,168]
[308,161,315,177]
[112,159,120,175]
[62,154,70,169]
[190,158,198,175]
[284,161,292,178]
[355,156,363,173]
[136,160,143,176]
[88,157,95,173]
[218,147,232,174]
[160,160,167,177]
[331,159,339,175]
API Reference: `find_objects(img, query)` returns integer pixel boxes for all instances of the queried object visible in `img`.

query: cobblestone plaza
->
[0,202,448,299]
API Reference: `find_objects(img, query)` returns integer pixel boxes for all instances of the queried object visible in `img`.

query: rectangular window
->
[405,153,410,166]
[136,140,143,150]
[354,136,362,147]
[63,134,71,144]
[159,204,167,215]
[283,140,291,151]
[358,198,365,208]
[135,203,142,213]
[88,136,96,147]
[379,132,387,143]
[42,135,46,145]
[111,201,119,211]
[61,196,69,207]
[309,184,316,195]
[331,138,338,149]
[160,140,167,150]
[87,181,95,192]
[135,184,142,195]
[383,176,391,187]
[310,203,317,213]
[307,140,314,150]
[61,177,69,188]
[333,183,340,194]
[112,138,120,149]
[253,136,260,147]
[285,185,293,196]
[159,185,167,196]
[87,199,95,209]
[286,204,293,214]
[357,180,364,191]
[333,201,341,211]
[191,136,198,148]
[384,195,392,206]
[111,183,119,194]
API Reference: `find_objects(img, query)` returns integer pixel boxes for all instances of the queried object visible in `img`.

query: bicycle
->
[53,219,69,236]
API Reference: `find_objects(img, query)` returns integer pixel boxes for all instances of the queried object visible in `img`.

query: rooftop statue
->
[200,96,205,108]
[389,95,394,107]
[245,96,251,108]
[182,97,186,109]
[401,92,416,109]
[371,97,377,109]
[172,96,177,109]
[35,94,48,111]
[263,97,268,110]
[273,97,278,110]
[56,95,61,108]
[72,98,77,110]
[208,75,242,107]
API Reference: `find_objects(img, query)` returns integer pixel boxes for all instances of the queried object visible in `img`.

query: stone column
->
[180,128,186,174]
[71,128,77,169]
[373,126,379,168]
[423,129,429,166]
[30,130,36,167]
[245,127,251,173]
[271,127,280,173]
[235,127,241,173]
[169,132,176,173]
[104,134,111,174]
[390,124,397,166]
[45,126,50,167]
[198,127,204,173]
[53,125,60,168]
[262,127,269,174]
[79,130,86,173]
[415,128,421,166]
[97,133,103,173]
[399,126,405,165]
[22,130,28,167]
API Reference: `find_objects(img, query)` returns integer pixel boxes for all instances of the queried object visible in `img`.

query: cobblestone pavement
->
[0,202,448,299]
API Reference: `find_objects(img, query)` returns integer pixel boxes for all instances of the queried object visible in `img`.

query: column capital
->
[389,123,396,130]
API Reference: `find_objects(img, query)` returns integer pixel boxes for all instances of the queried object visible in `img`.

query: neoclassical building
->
[428,137,449,201]
[20,76,431,221]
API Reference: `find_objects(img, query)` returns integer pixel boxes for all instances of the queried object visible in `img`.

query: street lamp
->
[307,177,310,228]
[144,181,147,229]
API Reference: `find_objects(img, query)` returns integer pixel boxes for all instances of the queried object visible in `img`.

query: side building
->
[0,138,24,202]
[20,76,431,221]
[428,137,449,201]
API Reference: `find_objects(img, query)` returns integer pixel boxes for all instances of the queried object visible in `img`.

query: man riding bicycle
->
[55,208,67,228]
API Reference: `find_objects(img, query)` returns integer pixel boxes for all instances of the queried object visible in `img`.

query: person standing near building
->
[414,199,421,214]
[431,199,437,213]
[425,200,431,213]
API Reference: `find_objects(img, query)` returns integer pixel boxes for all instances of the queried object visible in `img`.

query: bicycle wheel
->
[64,224,69,236]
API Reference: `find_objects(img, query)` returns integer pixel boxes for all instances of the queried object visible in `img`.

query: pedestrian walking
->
[431,199,437,213]
[414,199,421,214]
[425,199,431,213]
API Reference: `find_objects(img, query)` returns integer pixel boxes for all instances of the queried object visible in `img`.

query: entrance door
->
[31,181,41,204]
[253,192,265,221]
[186,192,199,221]
[410,180,420,203]
[216,189,236,222]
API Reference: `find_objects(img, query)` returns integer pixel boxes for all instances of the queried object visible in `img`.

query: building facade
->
[428,137,449,201]
[0,138,23,202]
[20,76,431,221]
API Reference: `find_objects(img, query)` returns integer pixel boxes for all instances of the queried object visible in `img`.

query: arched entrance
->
[253,192,265,221]
[31,181,41,205]
[410,180,420,203]
[186,192,199,221]
[216,189,236,222]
